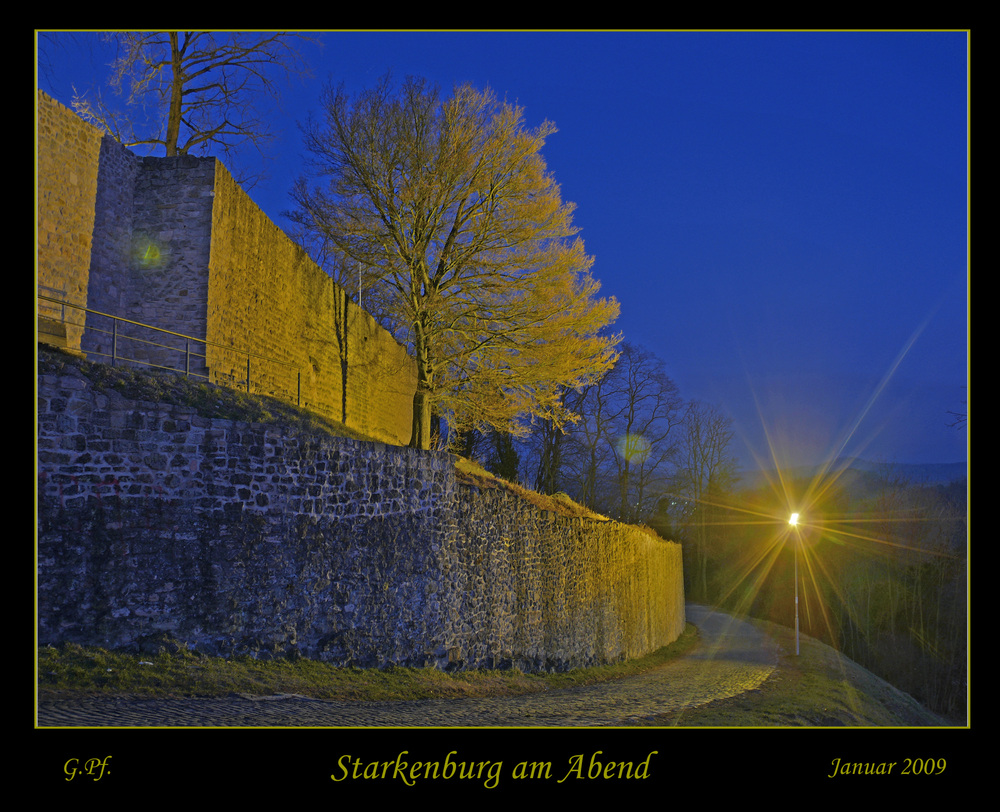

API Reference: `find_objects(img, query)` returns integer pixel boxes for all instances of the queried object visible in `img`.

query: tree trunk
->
[408,321,435,449]
[534,418,564,494]
[335,288,349,424]
[619,459,631,522]
[410,388,432,450]
[166,33,184,156]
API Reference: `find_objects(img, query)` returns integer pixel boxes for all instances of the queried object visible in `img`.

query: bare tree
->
[72,31,310,185]
[291,75,620,449]
[671,400,739,597]
[603,344,684,522]
[557,343,683,521]
[947,386,967,430]
[530,384,576,494]
[555,378,615,509]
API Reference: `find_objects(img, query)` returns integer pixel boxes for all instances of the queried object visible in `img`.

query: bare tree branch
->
[72,31,313,187]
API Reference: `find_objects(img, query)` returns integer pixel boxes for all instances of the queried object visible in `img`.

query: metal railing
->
[38,285,69,323]
[37,294,303,407]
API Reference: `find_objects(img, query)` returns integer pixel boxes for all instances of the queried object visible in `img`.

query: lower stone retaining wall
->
[36,355,685,670]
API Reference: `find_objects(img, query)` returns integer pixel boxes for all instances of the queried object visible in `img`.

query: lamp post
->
[788,512,800,655]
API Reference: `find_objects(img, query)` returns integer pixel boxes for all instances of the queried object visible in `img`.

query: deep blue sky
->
[37,31,969,470]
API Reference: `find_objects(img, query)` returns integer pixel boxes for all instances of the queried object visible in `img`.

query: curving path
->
[36,605,780,727]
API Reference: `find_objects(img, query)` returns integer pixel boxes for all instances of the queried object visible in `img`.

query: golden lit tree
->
[72,31,308,184]
[292,75,620,449]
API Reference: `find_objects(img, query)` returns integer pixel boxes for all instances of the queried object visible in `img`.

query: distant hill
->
[737,459,967,494]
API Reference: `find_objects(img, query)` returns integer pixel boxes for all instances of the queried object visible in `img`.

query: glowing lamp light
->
[789,512,799,527]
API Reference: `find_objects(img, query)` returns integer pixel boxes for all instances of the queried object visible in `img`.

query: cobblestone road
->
[37,605,779,728]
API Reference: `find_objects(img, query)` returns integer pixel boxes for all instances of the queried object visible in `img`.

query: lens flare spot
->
[616,433,651,463]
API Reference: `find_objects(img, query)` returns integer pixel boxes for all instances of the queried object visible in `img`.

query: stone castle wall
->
[36,90,415,445]
[36,91,685,670]
[37,354,686,669]
[36,90,103,350]
[207,164,415,445]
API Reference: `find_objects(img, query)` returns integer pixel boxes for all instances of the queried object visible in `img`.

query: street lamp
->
[788,512,800,655]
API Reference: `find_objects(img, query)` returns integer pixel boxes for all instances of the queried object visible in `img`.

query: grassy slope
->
[38,626,702,702]
[37,344,375,443]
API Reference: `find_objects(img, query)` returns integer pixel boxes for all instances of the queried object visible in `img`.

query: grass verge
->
[38,624,700,703]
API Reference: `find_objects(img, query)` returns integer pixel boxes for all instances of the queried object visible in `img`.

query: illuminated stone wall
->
[36,90,103,350]
[36,90,415,445]
[207,163,415,446]
[439,486,685,670]
[36,93,684,669]
[37,355,685,669]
